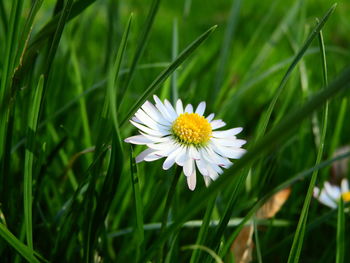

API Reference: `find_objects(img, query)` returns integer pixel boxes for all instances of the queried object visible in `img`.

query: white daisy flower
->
[124,95,246,191]
[313,178,350,209]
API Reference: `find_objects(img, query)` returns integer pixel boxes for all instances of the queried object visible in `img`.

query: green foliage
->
[0,0,349,262]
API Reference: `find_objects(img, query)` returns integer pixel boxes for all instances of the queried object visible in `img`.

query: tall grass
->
[0,0,349,262]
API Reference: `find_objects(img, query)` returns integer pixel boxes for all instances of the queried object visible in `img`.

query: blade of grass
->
[182,245,223,263]
[219,149,350,258]
[142,64,350,261]
[171,18,179,104]
[256,4,336,141]
[336,198,345,263]
[213,0,242,97]
[15,0,96,75]
[120,25,217,127]
[109,13,132,133]
[189,197,216,263]
[84,14,131,262]
[24,75,44,250]
[287,25,329,263]
[204,6,336,255]
[0,223,40,263]
[130,146,145,261]
[118,0,161,105]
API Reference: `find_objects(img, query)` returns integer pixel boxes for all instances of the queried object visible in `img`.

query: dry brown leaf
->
[256,187,291,219]
[230,225,254,263]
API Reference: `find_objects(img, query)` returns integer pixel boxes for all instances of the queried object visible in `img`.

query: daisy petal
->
[136,148,156,163]
[203,176,211,187]
[130,120,169,137]
[187,169,196,191]
[318,189,337,209]
[184,157,194,177]
[176,99,184,115]
[341,178,349,193]
[184,104,193,113]
[164,99,178,121]
[212,128,243,138]
[175,146,187,166]
[142,101,171,125]
[124,135,154,145]
[195,102,206,115]
[153,95,173,121]
[210,120,226,130]
[324,182,341,201]
[206,113,215,122]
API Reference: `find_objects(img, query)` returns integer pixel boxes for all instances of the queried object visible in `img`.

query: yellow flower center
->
[341,192,350,202]
[172,113,212,145]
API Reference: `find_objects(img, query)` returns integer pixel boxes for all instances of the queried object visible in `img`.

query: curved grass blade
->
[83,14,131,262]
[206,8,336,247]
[287,26,330,263]
[256,3,336,141]
[120,25,217,127]
[142,64,350,261]
[109,13,132,133]
[0,223,40,263]
[219,150,350,258]
[182,245,223,263]
[24,75,44,250]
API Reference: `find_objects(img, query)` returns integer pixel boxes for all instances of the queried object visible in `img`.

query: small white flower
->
[313,178,350,208]
[125,95,246,190]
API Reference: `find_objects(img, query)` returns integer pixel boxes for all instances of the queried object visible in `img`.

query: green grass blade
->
[336,198,345,263]
[287,26,329,263]
[24,75,44,250]
[0,223,40,263]
[120,25,217,127]
[109,13,132,133]
[213,0,242,96]
[219,150,350,258]
[189,197,216,263]
[43,0,74,78]
[130,146,145,261]
[142,64,350,261]
[256,3,336,141]
[182,245,223,263]
[171,18,179,104]
[119,0,161,105]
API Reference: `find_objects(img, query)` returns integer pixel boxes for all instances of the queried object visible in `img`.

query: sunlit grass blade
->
[0,223,40,263]
[120,24,217,127]
[256,3,336,141]
[24,75,44,249]
[336,198,345,263]
[119,0,161,105]
[142,64,350,261]
[287,26,329,263]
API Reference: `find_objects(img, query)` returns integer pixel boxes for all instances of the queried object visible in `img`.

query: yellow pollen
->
[172,113,212,145]
[341,192,350,202]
